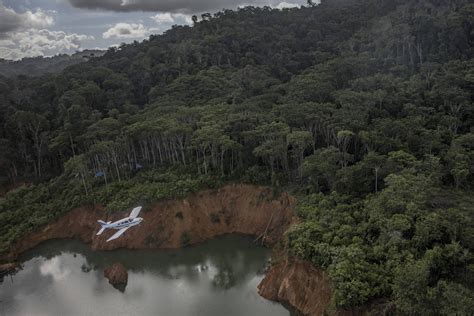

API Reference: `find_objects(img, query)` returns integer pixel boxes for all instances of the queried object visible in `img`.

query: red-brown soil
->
[4,183,351,315]
[258,256,333,316]
[7,184,295,258]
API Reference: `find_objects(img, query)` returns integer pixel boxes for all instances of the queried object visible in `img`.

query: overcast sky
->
[0,0,307,60]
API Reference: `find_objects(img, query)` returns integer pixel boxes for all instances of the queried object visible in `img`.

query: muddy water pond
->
[0,235,294,316]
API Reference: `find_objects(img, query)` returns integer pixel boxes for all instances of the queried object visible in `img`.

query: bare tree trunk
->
[221,150,225,176]
[203,150,208,175]
[113,151,121,181]
[69,132,76,156]
[81,173,88,195]
[375,167,379,193]
[416,42,423,65]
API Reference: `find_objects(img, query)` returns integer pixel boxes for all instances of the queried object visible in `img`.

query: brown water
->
[0,235,293,316]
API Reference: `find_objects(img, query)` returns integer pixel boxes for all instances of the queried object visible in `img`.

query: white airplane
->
[97,206,143,242]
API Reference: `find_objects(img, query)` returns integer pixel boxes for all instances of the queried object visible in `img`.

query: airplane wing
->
[129,206,142,219]
[106,226,131,242]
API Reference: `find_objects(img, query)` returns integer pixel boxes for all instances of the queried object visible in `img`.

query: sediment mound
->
[104,262,128,292]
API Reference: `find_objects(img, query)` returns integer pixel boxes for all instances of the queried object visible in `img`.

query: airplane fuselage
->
[97,206,143,242]
[106,217,143,230]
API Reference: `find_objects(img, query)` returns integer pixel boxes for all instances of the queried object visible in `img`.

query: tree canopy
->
[0,0,473,313]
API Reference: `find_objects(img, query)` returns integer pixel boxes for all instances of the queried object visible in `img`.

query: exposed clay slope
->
[258,256,333,316]
[259,256,373,316]
[7,183,360,315]
[8,184,296,259]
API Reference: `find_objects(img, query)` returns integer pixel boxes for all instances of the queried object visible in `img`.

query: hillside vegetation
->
[0,50,105,78]
[0,0,473,312]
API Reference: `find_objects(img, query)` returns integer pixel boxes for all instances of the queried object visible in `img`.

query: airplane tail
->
[97,220,111,235]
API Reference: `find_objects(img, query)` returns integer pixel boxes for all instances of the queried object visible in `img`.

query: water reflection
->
[0,235,293,316]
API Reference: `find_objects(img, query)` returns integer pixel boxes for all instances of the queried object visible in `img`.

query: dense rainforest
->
[0,50,105,78]
[1,0,473,312]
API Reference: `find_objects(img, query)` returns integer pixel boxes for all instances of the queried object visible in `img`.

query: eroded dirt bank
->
[258,256,333,316]
[5,183,346,315]
[7,184,295,259]
[258,255,371,316]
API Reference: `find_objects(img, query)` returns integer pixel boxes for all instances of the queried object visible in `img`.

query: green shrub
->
[181,232,191,246]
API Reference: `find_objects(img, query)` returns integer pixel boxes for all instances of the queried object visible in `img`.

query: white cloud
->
[102,22,149,39]
[0,3,85,60]
[22,8,55,27]
[150,12,193,25]
[40,257,70,281]
[0,38,15,47]
[0,29,94,60]
[0,5,54,36]
[172,13,193,25]
[151,12,174,23]
[275,2,300,9]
